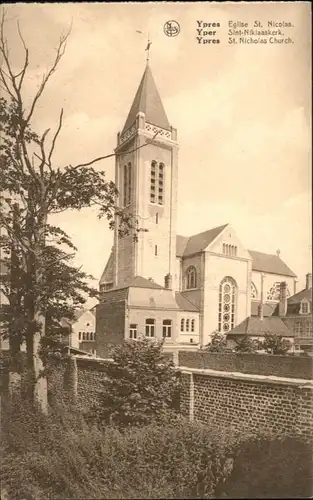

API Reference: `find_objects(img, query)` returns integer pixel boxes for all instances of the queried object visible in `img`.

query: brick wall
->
[180,369,313,438]
[179,351,313,380]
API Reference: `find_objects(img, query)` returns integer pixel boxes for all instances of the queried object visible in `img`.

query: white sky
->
[3,2,312,296]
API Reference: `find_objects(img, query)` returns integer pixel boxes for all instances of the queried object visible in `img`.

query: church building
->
[96,61,297,357]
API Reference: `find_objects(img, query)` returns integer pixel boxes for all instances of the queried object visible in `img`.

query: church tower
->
[112,62,179,288]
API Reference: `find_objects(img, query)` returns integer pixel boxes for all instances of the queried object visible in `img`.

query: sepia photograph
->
[0,2,312,499]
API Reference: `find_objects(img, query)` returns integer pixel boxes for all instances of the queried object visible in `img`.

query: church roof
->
[108,275,164,291]
[122,63,170,134]
[175,293,199,312]
[248,250,296,277]
[227,316,293,337]
[250,301,277,317]
[99,249,114,285]
[287,287,312,304]
[176,224,228,257]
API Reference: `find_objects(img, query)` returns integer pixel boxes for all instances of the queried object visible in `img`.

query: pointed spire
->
[122,64,170,134]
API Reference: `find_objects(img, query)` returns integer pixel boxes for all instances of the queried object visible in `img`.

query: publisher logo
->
[164,20,180,37]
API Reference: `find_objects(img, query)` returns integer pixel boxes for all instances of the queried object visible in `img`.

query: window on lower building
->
[82,332,86,341]
[186,319,190,332]
[180,318,184,332]
[295,322,303,335]
[129,324,137,339]
[145,318,155,337]
[162,319,172,338]
[300,300,310,314]
[191,319,195,332]
[304,322,312,337]
[79,332,82,341]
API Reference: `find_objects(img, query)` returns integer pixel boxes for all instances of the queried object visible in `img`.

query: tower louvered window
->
[150,161,165,205]
[123,162,132,207]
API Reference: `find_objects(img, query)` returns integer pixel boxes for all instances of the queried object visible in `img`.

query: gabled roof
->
[177,224,228,257]
[108,275,164,292]
[250,301,277,317]
[248,250,296,277]
[287,287,312,304]
[176,235,189,258]
[175,293,199,312]
[227,316,293,337]
[99,249,114,286]
[122,63,170,134]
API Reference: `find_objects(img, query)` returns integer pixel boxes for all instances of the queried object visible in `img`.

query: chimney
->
[164,273,172,289]
[279,281,288,317]
[306,273,312,290]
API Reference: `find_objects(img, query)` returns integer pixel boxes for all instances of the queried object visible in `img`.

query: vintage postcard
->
[0,2,312,499]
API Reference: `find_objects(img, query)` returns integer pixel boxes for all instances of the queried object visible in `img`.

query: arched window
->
[186,266,197,289]
[218,277,237,333]
[267,282,290,301]
[251,282,258,299]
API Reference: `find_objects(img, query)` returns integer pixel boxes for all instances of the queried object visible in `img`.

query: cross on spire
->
[136,30,152,62]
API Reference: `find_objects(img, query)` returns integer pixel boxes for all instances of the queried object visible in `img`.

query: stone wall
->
[180,368,313,438]
[45,353,313,438]
[179,351,313,380]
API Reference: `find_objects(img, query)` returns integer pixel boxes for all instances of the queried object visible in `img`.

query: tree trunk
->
[24,205,48,414]
[8,204,22,400]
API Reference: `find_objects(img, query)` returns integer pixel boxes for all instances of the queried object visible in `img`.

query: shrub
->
[262,333,291,355]
[205,331,228,353]
[94,337,181,427]
[234,335,257,353]
[220,433,313,498]
[1,400,240,499]
[2,402,312,500]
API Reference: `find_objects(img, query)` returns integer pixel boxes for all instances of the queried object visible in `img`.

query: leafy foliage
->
[94,338,181,427]
[1,400,312,500]
[262,333,291,355]
[234,335,258,353]
[205,331,229,353]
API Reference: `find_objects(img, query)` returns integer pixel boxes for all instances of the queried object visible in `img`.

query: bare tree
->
[0,11,154,411]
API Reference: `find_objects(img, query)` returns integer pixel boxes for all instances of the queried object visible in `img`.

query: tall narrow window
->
[295,322,303,335]
[145,318,155,337]
[218,277,237,333]
[129,324,137,339]
[180,318,184,332]
[150,161,156,203]
[123,162,132,206]
[155,245,158,256]
[158,163,164,205]
[191,319,195,332]
[186,266,197,289]
[162,319,172,338]
[186,319,190,332]
[78,332,82,341]
[156,212,159,224]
